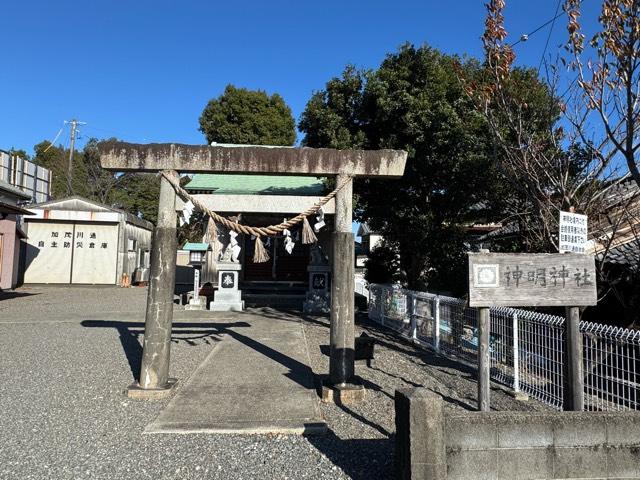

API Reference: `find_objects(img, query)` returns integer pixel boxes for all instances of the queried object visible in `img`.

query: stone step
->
[243,293,305,309]
[241,282,307,293]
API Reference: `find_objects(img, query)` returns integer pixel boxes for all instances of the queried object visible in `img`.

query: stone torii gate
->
[99,141,407,401]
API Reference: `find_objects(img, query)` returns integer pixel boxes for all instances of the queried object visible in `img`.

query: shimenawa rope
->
[161,170,351,263]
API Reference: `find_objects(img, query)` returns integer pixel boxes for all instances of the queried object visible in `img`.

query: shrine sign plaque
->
[468,252,597,308]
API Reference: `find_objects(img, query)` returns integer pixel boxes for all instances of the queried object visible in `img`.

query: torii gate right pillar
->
[323,173,365,404]
[329,174,355,384]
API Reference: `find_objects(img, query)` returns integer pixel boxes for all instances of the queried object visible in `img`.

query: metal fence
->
[368,284,640,411]
[354,275,369,297]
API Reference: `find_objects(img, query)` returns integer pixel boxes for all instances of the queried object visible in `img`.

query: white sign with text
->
[559,211,588,254]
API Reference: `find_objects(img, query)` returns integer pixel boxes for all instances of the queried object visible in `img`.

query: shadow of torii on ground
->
[80,313,323,395]
[81,320,250,382]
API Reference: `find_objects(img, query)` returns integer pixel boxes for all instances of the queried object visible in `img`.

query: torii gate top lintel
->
[98,141,408,177]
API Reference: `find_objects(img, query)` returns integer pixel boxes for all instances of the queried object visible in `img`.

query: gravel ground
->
[0,284,152,320]
[299,310,550,479]
[0,286,548,480]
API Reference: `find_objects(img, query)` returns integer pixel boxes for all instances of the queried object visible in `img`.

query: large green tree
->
[32,138,161,227]
[300,46,494,292]
[33,141,89,199]
[300,44,539,293]
[183,85,298,244]
[110,173,161,225]
[199,84,296,146]
[81,138,126,204]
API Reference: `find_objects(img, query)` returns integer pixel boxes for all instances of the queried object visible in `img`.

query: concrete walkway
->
[145,310,327,435]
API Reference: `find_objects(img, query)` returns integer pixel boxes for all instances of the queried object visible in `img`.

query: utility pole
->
[65,119,86,195]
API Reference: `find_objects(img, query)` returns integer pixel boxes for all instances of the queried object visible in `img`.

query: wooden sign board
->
[468,252,597,307]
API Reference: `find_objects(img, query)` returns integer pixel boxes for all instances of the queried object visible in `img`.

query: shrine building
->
[185,173,335,308]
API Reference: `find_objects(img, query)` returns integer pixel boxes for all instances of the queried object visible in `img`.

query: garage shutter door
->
[24,222,74,284]
[24,222,119,284]
[71,223,118,284]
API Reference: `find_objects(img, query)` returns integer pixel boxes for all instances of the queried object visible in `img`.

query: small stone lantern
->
[183,242,210,310]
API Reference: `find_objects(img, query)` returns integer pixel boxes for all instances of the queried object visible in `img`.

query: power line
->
[510,7,567,47]
[538,0,564,74]
[42,124,66,153]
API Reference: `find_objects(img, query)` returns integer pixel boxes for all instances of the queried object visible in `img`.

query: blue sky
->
[1,1,600,154]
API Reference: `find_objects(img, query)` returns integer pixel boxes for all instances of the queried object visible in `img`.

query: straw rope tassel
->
[207,216,217,243]
[301,216,318,244]
[253,236,270,263]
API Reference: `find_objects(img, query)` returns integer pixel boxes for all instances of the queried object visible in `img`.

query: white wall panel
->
[71,223,118,284]
[24,222,73,283]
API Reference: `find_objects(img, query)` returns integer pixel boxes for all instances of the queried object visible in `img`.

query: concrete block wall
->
[395,388,640,480]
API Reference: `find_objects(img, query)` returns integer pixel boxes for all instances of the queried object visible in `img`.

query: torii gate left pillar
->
[99,142,407,400]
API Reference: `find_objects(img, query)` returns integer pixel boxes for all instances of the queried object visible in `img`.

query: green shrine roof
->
[185,174,325,196]
[182,242,210,251]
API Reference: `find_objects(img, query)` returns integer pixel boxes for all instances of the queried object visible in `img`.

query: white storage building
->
[23,197,153,285]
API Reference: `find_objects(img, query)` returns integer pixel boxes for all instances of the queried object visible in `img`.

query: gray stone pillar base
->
[185,297,207,311]
[210,301,245,312]
[320,376,366,405]
[210,263,244,312]
[125,378,178,400]
[510,390,529,401]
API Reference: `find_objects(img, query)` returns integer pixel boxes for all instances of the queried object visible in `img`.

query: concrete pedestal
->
[320,377,366,405]
[210,262,244,312]
[395,388,446,480]
[126,378,178,400]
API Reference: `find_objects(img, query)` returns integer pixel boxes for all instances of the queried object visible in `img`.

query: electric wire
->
[510,7,567,47]
[538,0,564,74]
[42,124,65,153]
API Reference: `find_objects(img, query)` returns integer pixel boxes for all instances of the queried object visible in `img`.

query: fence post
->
[563,306,584,411]
[512,311,520,393]
[410,294,418,340]
[434,296,441,352]
[478,307,491,411]
[379,287,385,326]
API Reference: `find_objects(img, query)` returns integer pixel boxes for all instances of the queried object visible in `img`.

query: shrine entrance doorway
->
[242,234,310,283]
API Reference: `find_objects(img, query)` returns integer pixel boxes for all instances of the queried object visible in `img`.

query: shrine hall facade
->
[185,173,336,304]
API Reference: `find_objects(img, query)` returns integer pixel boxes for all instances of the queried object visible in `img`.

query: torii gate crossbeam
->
[99,142,407,402]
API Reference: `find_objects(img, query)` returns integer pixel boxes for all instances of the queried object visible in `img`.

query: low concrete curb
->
[395,387,640,480]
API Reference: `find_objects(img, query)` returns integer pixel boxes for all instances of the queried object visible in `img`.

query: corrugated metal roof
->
[182,242,210,251]
[28,196,154,230]
[0,202,35,215]
[185,174,325,196]
[31,197,113,212]
[0,179,31,200]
